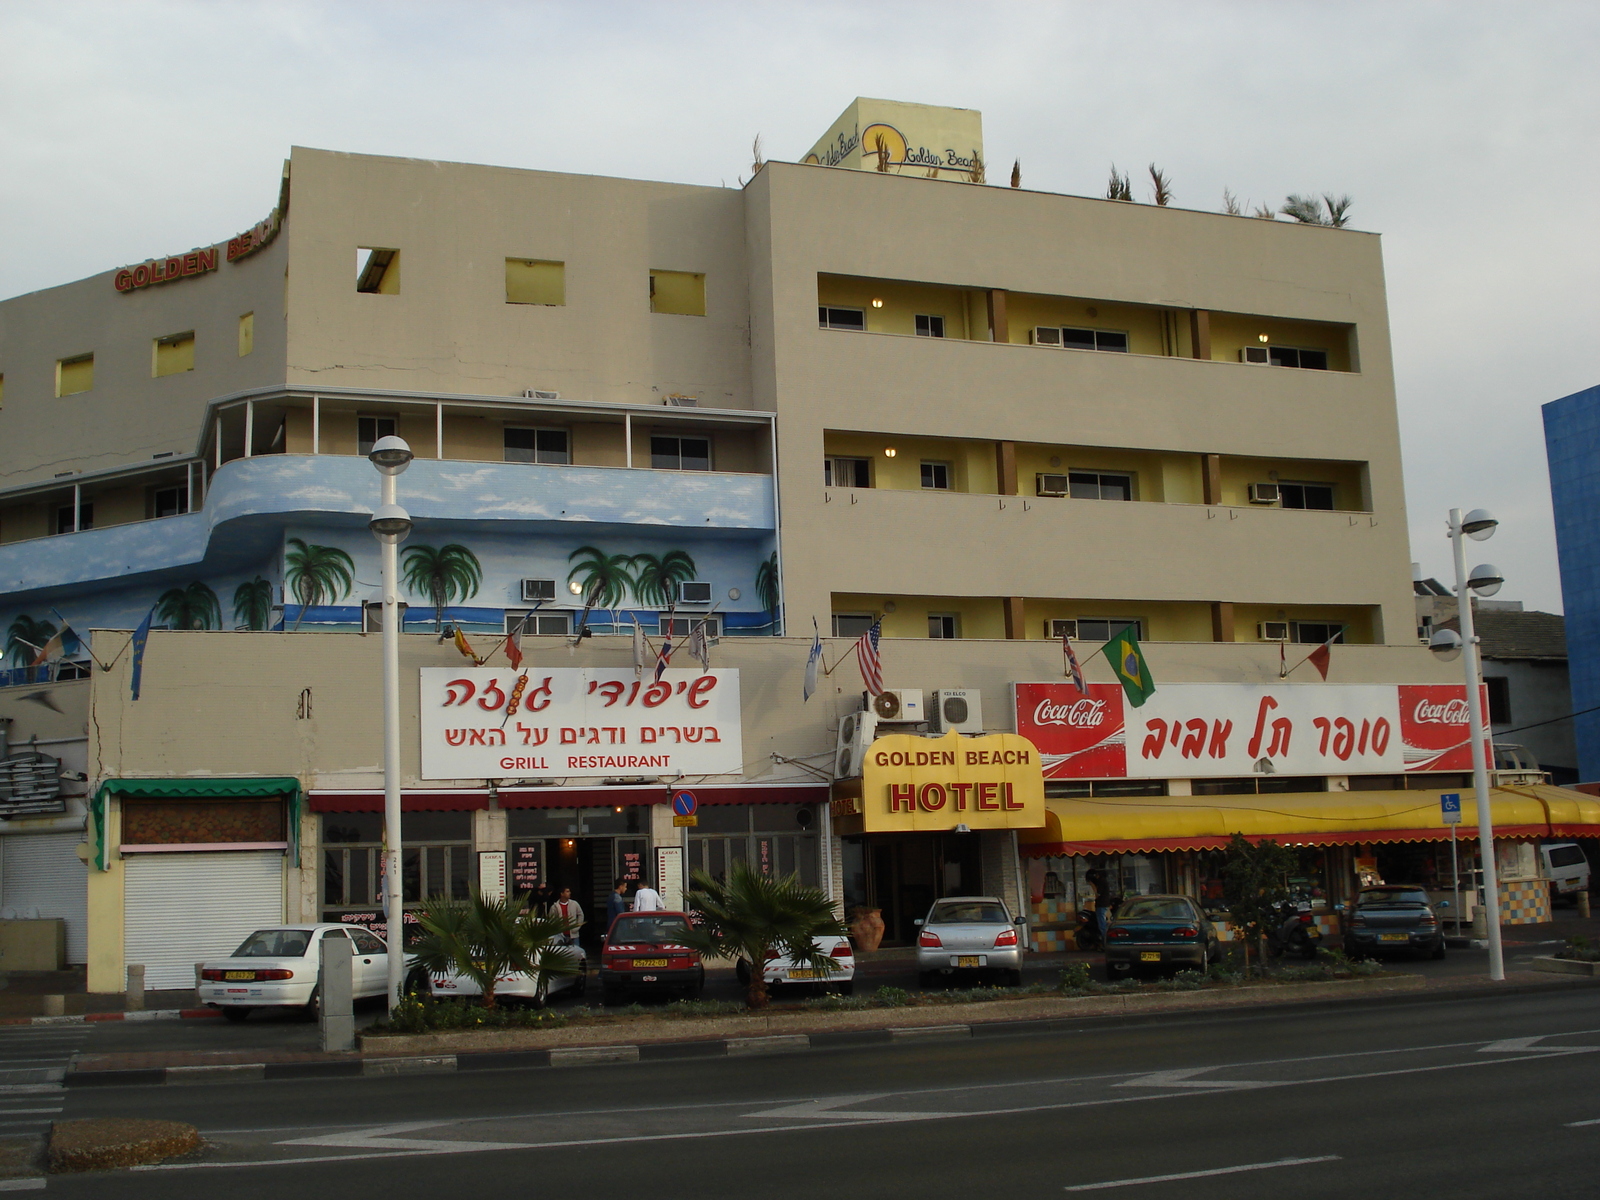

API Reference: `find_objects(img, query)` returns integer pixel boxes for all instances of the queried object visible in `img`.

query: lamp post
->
[1429,507,1505,982]
[368,435,414,1009]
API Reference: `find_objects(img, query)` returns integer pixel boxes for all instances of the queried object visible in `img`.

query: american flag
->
[854,620,883,696]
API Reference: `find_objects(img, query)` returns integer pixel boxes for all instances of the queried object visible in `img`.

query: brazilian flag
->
[1106,626,1156,708]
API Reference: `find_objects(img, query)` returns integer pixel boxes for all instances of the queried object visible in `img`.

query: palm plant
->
[1221,188,1242,216]
[284,538,356,630]
[1106,164,1132,202]
[630,549,697,608]
[232,576,274,631]
[408,891,579,1010]
[5,615,55,666]
[679,861,849,1009]
[1148,164,1172,206]
[1009,159,1021,189]
[1322,193,1354,228]
[155,581,221,631]
[1281,193,1352,227]
[754,551,780,632]
[401,544,483,631]
[566,546,634,608]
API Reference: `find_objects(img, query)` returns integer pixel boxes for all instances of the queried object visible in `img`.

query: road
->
[32,983,1600,1196]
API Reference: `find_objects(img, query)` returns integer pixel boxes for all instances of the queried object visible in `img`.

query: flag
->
[803,618,823,702]
[631,622,647,676]
[687,622,710,673]
[1306,641,1333,681]
[504,615,525,670]
[854,620,883,696]
[1063,636,1087,696]
[29,632,65,667]
[452,627,483,665]
[1105,626,1155,708]
[654,636,674,681]
[130,606,155,701]
[1279,639,1287,680]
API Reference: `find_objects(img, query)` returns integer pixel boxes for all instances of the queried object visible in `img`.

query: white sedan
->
[427,942,587,1006]
[198,924,391,1021]
[737,935,855,994]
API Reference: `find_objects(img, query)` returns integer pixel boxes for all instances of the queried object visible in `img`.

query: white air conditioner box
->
[1047,619,1079,639]
[1248,482,1281,505]
[1258,621,1290,641]
[1239,346,1271,365]
[1031,326,1062,347]
[834,709,880,779]
[677,581,713,605]
[1036,473,1071,497]
[520,578,556,602]
[521,389,561,399]
[931,689,983,734]
[868,689,924,722]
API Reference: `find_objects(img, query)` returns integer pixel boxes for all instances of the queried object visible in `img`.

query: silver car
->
[914,896,1026,987]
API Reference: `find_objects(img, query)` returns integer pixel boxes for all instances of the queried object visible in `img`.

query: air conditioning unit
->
[1048,619,1079,639]
[666,395,699,407]
[931,689,984,734]
[868,689,924,722]
[834,709,880,779]
[1031,326,1062,347]
[677,581,713,605]
[520,578,556,603]
[1239,346,1271,365]
[1036,473,1071,497]
[1258,621,1290,641]
[521,389,561,399]
[1248,482,1281,505]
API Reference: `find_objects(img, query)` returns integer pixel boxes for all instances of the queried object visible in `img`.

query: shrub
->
[383,994,566,1034]
[1557,936,1600,963]
[870,985,912,1008]
[1058,963,1093,992]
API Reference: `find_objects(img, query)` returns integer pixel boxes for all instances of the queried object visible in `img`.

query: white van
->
[1541,843,1591,902]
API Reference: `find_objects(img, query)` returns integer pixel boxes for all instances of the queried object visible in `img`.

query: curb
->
[0,1010,220,1027]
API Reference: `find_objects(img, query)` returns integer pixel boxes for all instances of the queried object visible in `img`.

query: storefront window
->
[321,812,473,914]
[689,804,818,887]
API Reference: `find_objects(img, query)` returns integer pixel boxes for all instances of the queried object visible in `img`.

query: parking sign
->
[1440,793,1462,825]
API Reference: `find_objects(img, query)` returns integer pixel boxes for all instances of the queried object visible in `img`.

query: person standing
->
[632,879,666,912]
[551,886,585,944]
[606,877,631,931]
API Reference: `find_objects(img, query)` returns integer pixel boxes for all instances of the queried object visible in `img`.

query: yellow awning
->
[1018,783,1600,856]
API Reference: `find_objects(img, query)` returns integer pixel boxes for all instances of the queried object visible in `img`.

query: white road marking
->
[1479,1036,1596,1055]
[279,1119,527,1153]
[0,1180,44,1192]
[1064,1155,1342,1191]
[1114,1068,1270,1090]
[1566,1117,1600,1127]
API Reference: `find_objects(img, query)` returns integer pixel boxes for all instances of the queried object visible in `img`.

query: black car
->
[1343,885,1445,959]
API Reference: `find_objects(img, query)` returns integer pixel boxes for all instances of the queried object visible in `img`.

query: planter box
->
[1530,955,1600,977]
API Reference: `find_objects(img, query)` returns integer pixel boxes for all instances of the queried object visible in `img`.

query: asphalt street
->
[29,982,1600,1197]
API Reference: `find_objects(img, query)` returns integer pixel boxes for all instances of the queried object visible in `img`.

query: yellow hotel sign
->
[834,731,1045,833]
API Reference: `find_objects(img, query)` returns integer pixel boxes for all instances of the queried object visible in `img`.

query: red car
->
[599,911,705,1003]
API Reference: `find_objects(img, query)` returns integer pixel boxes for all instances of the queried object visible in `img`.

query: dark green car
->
[1104,895,1219,979]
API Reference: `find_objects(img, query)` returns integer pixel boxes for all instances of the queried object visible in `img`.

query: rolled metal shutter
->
[1,832,90,964]
[124,852,285,990]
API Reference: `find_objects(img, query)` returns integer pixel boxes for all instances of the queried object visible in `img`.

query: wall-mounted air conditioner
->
[677,581,713,605]
[666,395,699,407]
[1258,621,1290,641]
[520,578,556,603]
[1248,482,1281,505]
[1239,346,1271,365]
[1036,473,1071,497]
[1031,326,1062,347]
[931,689,984,734]
[1048,619,1079,639]
[868,689,923,722]
[834,709,880,779]
[521,389,561,399]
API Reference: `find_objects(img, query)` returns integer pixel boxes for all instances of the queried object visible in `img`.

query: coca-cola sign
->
[1032,697,1109,728]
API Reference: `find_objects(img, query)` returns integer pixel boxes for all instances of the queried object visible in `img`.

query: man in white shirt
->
[632,881,666,911]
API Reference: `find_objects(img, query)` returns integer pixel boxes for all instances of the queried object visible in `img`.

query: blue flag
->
[803,618,822,702]
[129,606,155,701]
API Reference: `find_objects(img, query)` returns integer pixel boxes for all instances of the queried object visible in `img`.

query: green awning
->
[91,777,303,871]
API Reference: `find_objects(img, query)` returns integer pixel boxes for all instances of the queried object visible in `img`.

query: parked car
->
[914,896,1026,987]
[1104,895,1219,979]
[198,924,390,1021]
[427,941,586,1006]
[599,911,704,1003]
[1542,842,1592,903]
[736,935,855,994]
[1343,885,1446,959]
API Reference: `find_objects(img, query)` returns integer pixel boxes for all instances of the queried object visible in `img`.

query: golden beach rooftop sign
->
[803,97,985,181]
[832,731,1045,833]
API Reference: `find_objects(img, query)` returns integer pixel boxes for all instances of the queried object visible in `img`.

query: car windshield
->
[1360,888,1428,906]
[232,930,311,958]
[610,915,690,944]
[1117,899,1194,922]
[928,902,1008,925]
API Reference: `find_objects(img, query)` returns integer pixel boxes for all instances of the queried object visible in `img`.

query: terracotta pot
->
[849,908,885,953]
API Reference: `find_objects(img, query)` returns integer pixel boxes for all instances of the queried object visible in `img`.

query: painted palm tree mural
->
[156,582,221,630]
[630,550,697,608]
[233,576,274,631]
[566,546,635,608]
[401,544,483,631]
[284,539,356,630]
[755,551,780,634]
[5,615,56,666]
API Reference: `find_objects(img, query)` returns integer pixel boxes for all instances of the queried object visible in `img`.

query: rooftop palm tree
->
[401,544,483,632]
[630,549,697,609]
[755,551,780,634]
[156,581,221,631]
[233,576,274,631]
[566,546,634,609]
[5,615,55,667]
[284,539,356,631]
[679,860,848,1009]
[408,891,579,1010]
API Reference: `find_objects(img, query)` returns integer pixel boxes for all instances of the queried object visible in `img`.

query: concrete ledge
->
[47,1119,200,1173]
[1530,955,1600,976]
[166,1064,264,1085]
[726,1035,809,1056]
[0,1133,44,1181]
[889,1024,971,1042]
[549,1045,640,1067]
[361,1055,456,1076]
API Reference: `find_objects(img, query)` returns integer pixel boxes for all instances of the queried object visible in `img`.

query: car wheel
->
[834,980,855,996]
[530,975,550,1009]
[1431,942,1447,960]
[221,1007,251,1023]
[1105,962,1129,981]
[1006,969,1023,988]
[573,966,588,998]
[404,966,430,997]
[735,959,751,987]
[917,971,935,989]
[301,986,321,1022]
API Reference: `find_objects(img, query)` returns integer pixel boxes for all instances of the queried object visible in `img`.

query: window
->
[56,353,93,397]
[649,270,705,316]
[506,610,572,637]
[152,331,194,378]
[356,247,399,294]
[1046,779,1168,798]
[358,416,397,456]
[55,503,93,534]
[1060,327,1129,352]
[1279,482,1335,510]
[928,613,960,639]
[825,457,870,487]
[1269,346,1328,370]
[920,461,951,490]
[321,812,472,917]
[1192,777,1327,796]
[651,436,710,471]
[818,306,866,331]
[687,804,820,888]
[505,259,565,306]
[1291,621,1346,645]
[505,427,570,464]
[1485,676,1512,725]
[915,314,945,338]
[238,312,254,357]
[661,615,721,639]
[1068,471,1133,501]
[832,613,874,638]
[152,485,189,518]
[1073,618,1142,642]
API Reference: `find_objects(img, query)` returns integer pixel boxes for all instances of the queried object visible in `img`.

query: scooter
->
[1266,904,1322,960]
[1073,896,1121,953]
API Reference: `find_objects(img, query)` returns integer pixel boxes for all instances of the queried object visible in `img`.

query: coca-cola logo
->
[1412,698,1469,725]
[1032,698,1107,728]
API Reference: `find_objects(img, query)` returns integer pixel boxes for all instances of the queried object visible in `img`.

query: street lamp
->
[1432,507,1505,981]
[368,435,413,1009]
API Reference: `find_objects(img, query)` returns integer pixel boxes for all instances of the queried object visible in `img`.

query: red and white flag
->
[1062,635,1088,696]
[855,620,883,696]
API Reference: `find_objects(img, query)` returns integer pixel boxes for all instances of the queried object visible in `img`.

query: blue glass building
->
[1542,383,1600,781]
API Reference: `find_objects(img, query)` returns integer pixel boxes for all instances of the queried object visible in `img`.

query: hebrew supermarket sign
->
[420,668,741,780]
[1013,683,1488,780]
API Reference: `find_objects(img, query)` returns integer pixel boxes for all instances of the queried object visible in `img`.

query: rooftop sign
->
[802,97,985,181]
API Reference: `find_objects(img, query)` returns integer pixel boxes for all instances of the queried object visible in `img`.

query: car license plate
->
[634,957,668,967]
[957,956,981,968]
[1379,933,1408,942]
[224,971,253,981]
[1140,952,1161,962]
[787,969,817,979]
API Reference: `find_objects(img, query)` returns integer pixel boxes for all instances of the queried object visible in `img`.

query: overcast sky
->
[3,1,1595,612]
